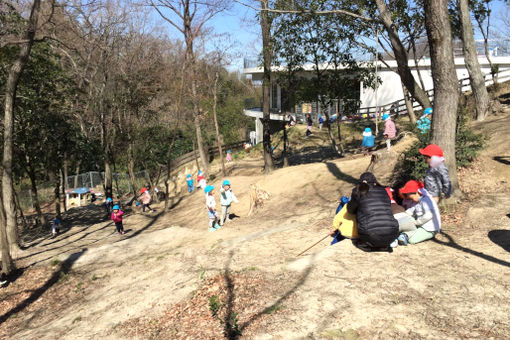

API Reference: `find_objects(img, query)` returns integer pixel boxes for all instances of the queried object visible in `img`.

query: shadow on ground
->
[0,249,86,323]
[433,231,510,268]
[493,156,510,166]
[488,230,510,252]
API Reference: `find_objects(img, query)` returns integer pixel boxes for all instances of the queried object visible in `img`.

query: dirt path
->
[2,114,510,339]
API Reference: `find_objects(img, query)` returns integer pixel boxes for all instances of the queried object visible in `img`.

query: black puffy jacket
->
[347,185,399,247]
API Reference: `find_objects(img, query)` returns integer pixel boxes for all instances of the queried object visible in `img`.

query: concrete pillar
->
[255,118,263,144]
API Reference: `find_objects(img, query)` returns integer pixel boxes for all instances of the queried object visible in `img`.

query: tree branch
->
[232,0,373,21]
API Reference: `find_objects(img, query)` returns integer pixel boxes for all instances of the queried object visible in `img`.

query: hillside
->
[1,112,510,339]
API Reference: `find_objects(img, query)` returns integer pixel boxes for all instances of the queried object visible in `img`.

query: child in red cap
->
[398,180,441,245]
[419,144,452,203]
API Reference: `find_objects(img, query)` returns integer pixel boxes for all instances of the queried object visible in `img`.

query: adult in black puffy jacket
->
[347,172,399,249]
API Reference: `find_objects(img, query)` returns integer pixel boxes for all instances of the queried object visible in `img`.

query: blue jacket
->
[417,117,431,133]
[361,135,375,148]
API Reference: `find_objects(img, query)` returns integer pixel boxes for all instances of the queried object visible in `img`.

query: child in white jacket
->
[220,179,238,226]
[398,180,441,245]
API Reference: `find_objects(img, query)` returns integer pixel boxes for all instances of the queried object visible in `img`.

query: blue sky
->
[153,0,509,72]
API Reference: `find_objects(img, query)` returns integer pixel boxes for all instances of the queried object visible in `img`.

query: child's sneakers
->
[397,233,409,246]
[390,239,399,248]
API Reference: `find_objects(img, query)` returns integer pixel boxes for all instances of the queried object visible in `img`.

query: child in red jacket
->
[111,205,125,235]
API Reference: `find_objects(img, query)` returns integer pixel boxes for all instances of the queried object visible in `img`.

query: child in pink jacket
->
[111,205,125,235]
[382,114,396,151]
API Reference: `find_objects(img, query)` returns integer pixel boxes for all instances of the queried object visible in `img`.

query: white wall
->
[359,56,510,109]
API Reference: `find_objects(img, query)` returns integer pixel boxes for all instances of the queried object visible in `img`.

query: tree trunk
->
[164,157,171,211]
[424,0,460,194]
[282,121,289,167]
[53,172,61,220]
[0,194,14,275]
[402,84,417,125]
[212,71,226,176]
[14,191,28,232]
[192,109,209,174]
[104,147,113,200]
[411,40,427,91]
[127,142,137,197]
[375,0,432,109]
[28,164,46,227]
[74,162,80,188]
[261,0,274,173]
[62,155,68,211]
[458,0,490,121]
[2,0,41,252]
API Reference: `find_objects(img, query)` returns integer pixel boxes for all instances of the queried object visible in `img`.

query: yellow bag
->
[332,204,358,239]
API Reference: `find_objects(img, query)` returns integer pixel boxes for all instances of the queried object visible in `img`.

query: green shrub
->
[392,106,485,185]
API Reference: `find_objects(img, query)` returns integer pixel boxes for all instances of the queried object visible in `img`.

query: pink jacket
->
[111,210,124,223]
[141,191,151,204]
[384,119,396,139]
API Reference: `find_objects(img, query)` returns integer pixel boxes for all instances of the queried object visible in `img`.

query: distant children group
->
[204,180,239,232]
[185,170,240,231]
[361,107,433,153]
[330,142,451,251]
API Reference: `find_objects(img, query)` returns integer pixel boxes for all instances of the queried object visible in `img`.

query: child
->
[205,185,220,231]
[305,114,313,136]
[318,115,324,130]
[186,174,194,193]
[398,180,441,245]
[220,180,239,226]
[111,205,125,235]
[329,197,358,241]
[51,218,61,237]
[419,144,452,203]
[197,171,207,189]
[105,197,113,214]
[361,127,375,156]
[382,113,396,151]
[140,187,154,213]
[226,150,232,163]
[417,107,432,134]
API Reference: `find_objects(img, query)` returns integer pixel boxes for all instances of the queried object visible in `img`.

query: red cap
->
[400,180,424,194]
[140,187,147,194]
[419,144,443,157]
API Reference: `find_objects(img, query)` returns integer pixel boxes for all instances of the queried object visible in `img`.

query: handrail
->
[356,68,510,117]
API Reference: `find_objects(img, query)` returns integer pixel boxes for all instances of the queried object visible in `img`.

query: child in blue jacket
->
[186,174,194,193]
[361,127,375,156]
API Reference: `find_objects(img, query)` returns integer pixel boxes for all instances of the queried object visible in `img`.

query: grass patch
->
[263,304,283,314]
[156,255,165,261]
[91,274,98,281]
[76,282,83,290]
[59,272,69,282]
[72,316,82,324]
[50,258,60,266]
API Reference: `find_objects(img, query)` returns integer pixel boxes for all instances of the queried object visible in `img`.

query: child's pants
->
[385,138,391,150]
[220,205,231,225]
[208,211,219,228]
[115,222,124,233]
[188,185,194,193]
[143,204,152,212]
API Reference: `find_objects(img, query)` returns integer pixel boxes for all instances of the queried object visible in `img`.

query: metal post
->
[89,171,94,189]
[374,29,380,135]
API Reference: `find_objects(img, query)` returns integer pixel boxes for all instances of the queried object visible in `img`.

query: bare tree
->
[424,0,460,194]
[2,0,42,254]
[151,0,228,176]
[458,0,489,121]
[260,0,274,172]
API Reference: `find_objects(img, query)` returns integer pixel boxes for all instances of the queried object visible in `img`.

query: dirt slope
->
[2,114,510,339]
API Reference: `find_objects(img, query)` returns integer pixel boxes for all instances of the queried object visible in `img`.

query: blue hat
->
[382,114,390,121]
[222,180,231,186]
[106,197,113,202]
[54,218,61,224]
[227,150,231,154]
[113,205,119,210]
[364,127,371,132]
[186,174,191,178]
[198,170,203,175]
[204,185,214,194]
[424,107,433,115]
